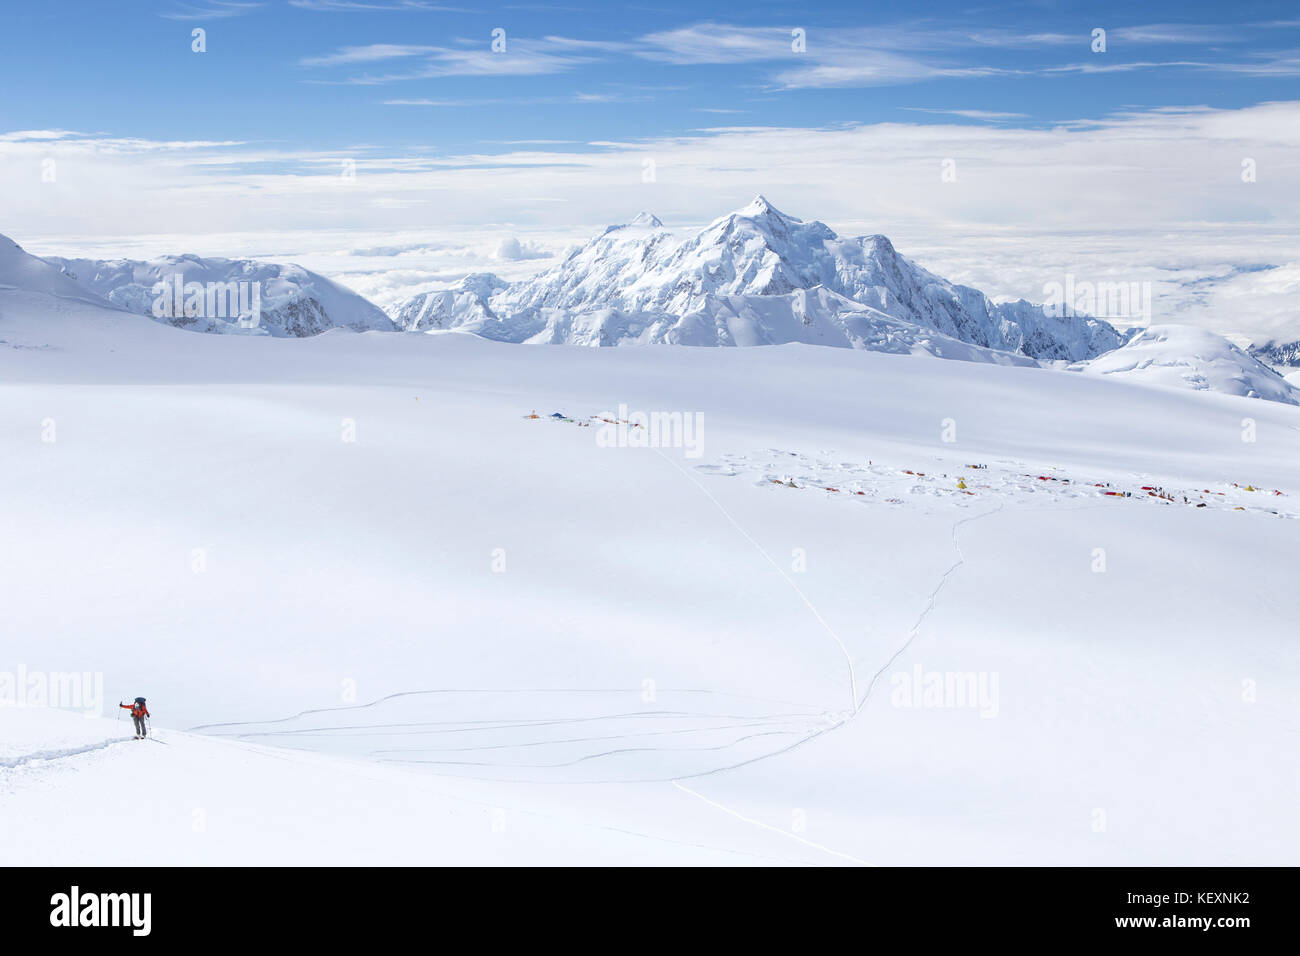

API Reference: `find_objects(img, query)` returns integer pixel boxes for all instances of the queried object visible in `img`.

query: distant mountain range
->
[3,196,1296,403]
[389,196,1128,362]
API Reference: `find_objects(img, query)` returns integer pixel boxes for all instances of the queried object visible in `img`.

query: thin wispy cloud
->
[383,94,636,106]
[0,129,244,149]
[301,45,441,67]
[1213,51,1300,76]
[1111,24,1241,44]
[0,129,82,142]
[302,36,602,82]
[159,1,262,18]
[382,98,471,106]
[292,16,1300,94]
[901,108,1031,121]
[634,22,1083,65]
[1046,54,1300,78]
[631,20,1287,89]
[289,0,454,11]
[572,91,650,103]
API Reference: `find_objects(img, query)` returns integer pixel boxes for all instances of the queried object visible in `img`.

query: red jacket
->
[121,702,149,719]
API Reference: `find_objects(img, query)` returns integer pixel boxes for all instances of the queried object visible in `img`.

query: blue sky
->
[4,0,1300,263]
[4,0,1300,154]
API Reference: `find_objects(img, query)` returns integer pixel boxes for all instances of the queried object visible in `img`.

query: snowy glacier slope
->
[1,275,1298,865]
[0,235,120,308]
[415,284,1039,363]
[41,249,395,337]
[1076,324,1298,404]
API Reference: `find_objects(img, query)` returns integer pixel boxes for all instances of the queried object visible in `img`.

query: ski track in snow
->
[671,780,871,866]
[854,502,1004,713]
[660,455,1185,864]
[208,712,822,738]
[189,693,836,786]
[650,455,1006,865]
[187,688,817,732]
[0,738,129,770]
[653,446,860,712]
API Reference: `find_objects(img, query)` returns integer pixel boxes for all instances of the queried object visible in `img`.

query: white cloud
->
[6,102,1300,232]
[492,236,549,261]
[1200,262,1300,343]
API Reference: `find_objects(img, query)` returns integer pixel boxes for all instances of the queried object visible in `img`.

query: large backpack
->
[134,697,146,705]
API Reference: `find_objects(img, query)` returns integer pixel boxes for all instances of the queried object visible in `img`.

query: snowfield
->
[1075,324,1298,404]
[2,245,1298,866]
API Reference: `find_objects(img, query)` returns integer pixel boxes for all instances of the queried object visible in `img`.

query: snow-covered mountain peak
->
[627,211,664,229]
[601,211,667,237]
[734,194,798,223]
[383,197,1132,365]
[389,271,510,332]
[449,271,510,297]
[699,195,833,255]
[858,233,899,257]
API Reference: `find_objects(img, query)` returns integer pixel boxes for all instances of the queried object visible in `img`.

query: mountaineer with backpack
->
[120,698,150,739]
